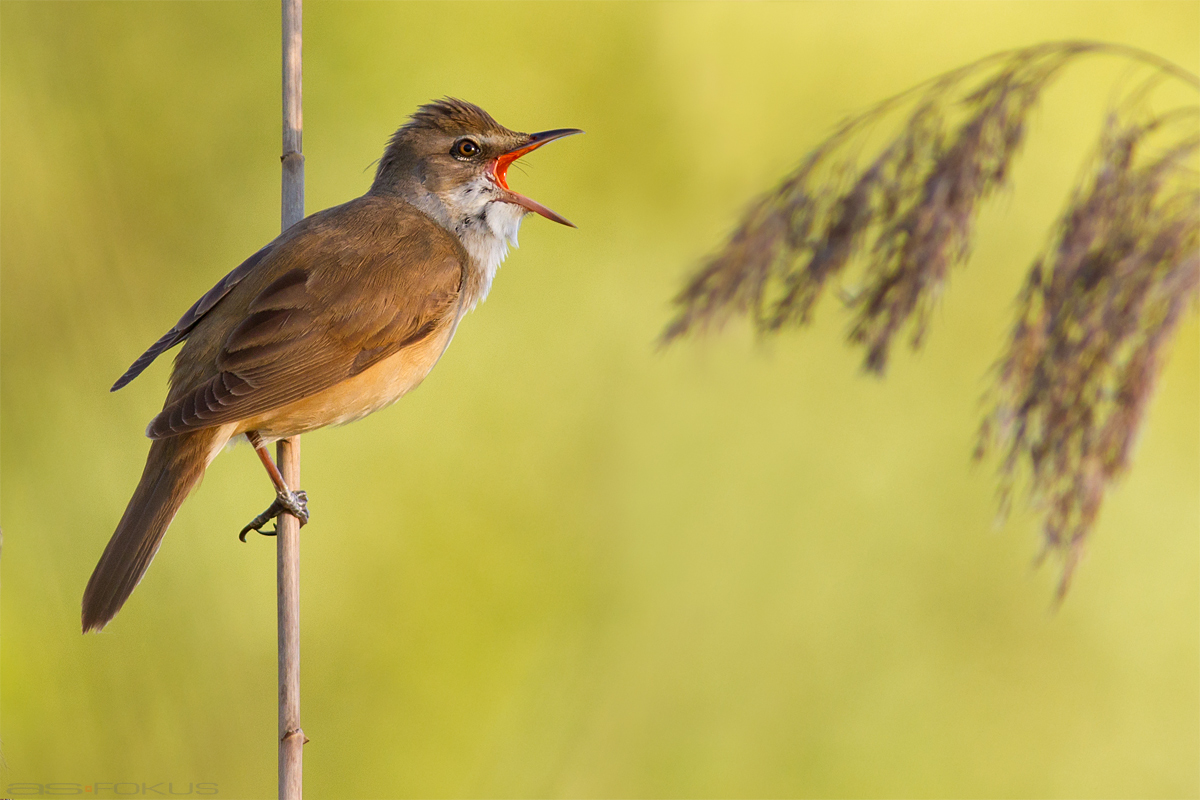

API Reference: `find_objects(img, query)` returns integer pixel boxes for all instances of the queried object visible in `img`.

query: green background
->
[3,2,1197,797]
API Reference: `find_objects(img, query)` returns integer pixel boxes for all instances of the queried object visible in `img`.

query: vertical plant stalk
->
[278,0,305,797]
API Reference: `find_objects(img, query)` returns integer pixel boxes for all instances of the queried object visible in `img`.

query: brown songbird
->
[83,98,581,632]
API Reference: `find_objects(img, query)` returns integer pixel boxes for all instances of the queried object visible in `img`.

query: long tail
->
[83,429,222,632]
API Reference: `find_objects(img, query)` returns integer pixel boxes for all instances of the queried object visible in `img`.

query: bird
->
[82,98,581,633]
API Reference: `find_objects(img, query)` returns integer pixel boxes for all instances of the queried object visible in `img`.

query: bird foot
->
[239,490,309,541]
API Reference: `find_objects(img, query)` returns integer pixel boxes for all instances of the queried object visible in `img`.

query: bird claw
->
[239,490,309,541]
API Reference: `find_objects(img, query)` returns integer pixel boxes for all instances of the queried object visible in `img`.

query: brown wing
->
[111,243,275,391]
[146,196,465,439]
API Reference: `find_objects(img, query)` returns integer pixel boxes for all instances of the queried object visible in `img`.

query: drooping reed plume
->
[662,41,1199,594]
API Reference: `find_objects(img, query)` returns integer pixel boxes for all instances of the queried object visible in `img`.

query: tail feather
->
[82,430,219,632]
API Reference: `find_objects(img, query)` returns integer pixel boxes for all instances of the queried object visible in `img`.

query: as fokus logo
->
[4,782,219,796]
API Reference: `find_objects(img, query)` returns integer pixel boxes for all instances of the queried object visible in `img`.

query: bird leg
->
[239,431,309,541]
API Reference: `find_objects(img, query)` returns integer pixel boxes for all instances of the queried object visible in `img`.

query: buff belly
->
[233,320,458,442]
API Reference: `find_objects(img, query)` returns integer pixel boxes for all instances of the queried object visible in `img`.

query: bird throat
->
[443,178,526,310]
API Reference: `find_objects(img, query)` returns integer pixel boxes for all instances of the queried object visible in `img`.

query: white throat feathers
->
[415,174,525,311]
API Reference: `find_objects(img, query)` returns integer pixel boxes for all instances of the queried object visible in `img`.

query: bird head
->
[372,98,582,230]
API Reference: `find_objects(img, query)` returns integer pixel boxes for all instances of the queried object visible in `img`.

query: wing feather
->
[111,243,274,391]
[146,199,465,439]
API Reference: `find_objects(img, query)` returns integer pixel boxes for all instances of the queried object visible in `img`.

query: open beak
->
[490,128,583,227]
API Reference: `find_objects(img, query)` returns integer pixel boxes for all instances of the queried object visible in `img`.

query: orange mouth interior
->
[491,142,541,190]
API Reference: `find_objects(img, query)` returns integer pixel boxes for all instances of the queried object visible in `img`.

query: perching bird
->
[83,98,581,632]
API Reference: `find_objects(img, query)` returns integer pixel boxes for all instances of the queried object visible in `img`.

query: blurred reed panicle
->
[662,41,1200,594]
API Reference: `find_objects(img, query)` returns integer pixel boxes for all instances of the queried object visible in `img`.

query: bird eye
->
[452,139,481,159]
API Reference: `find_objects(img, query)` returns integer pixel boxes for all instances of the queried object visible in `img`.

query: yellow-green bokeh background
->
[3,2,1197,797]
